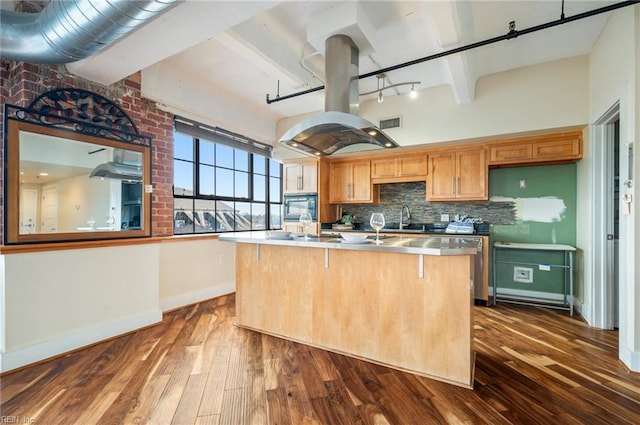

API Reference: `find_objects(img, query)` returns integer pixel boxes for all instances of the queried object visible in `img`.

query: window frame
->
[172,118,282,234]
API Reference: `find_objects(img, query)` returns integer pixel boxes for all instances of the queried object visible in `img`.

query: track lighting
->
[409,84,418,99]
[360,73,421,102]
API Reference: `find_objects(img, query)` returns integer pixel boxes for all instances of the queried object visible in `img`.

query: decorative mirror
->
[4,88,152,244]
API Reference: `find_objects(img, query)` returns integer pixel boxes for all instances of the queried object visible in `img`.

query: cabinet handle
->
[503,154,529,160]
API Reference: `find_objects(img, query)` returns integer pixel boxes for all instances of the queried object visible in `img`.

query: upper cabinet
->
[488,131,583,166]
[427,147,488,201]
[329,160,378,204]
[283,159,318,193]
[371,154,427,184]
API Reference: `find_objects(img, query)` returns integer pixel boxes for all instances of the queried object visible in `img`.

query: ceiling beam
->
[427,1,476,104]
[67,1,281,86]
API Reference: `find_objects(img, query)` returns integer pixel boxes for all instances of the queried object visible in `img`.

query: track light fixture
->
[409,84,418,99]
[360,73,421,102]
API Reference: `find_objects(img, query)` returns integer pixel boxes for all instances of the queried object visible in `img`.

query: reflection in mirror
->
[4,88,152,245]
[19,131,143,234]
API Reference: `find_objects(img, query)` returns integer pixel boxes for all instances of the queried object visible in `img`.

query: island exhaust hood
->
[279,34,399,156]
[90,149,142,181]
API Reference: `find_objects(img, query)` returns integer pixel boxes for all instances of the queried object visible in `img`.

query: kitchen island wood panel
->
[234,242,475,388]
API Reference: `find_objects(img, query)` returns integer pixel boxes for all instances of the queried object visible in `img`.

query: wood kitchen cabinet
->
[283,159,318,193]
[329,160,378,203]
[371,154,427,183]
[428,147,487,201]
[488,131,582,166]
[282,222,319,235]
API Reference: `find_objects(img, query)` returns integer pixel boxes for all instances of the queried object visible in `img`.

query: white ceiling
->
[46,1,625,144]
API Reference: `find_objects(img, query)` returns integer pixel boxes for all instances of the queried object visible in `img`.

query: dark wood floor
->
[1,294,639,424]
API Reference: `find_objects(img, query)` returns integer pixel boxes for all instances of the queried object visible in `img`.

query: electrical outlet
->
[440,214,449,222]
[513,266,533,283]
[219,255,225,265]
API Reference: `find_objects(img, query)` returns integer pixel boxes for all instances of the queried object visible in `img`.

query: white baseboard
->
[159,282,235,312]
[573,298,591,322]
[620,344,640,372]
[490,287,570,303]
[0,308,162,373]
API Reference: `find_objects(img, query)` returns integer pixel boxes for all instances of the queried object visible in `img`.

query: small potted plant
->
[340,214,355,228]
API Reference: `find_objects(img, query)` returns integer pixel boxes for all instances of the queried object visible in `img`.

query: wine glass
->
[299,211,313,240]
[370,212,385,244]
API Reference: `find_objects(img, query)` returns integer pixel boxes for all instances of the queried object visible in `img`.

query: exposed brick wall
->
[0,60,174,239]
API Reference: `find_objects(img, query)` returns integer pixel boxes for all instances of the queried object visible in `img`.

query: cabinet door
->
[457,148,487,200]
[533,137,580,160]
[428,152,456,200]
[398,155,427,177]
[300,162,318,192]
[489,143,533,164]
[283,222,318,234]
[329,162,352,203]
[283,161,318,193]
[283,163,302,193]
[350,161,372,202]
[371,158,397,179]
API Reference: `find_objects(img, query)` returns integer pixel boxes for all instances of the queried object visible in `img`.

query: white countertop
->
[219,231,479,256]
[494,241,576,251]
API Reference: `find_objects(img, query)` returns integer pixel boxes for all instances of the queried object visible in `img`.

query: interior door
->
[20,188,38,234]
[41,184,59,233]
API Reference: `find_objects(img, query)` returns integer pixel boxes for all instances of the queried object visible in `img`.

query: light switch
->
[519,179,526,189]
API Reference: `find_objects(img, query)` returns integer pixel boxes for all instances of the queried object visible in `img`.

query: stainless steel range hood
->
[90,149,142,181]
[90,162,142,181]
[279,34,399,156]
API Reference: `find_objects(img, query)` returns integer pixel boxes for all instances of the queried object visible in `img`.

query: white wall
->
[585,6,639,370]
[276,55,589,149]
[57,174,111,231]
[0,244,161,372]
[159,238,236,311]
[0,237,236,373]
[636,5,640,361]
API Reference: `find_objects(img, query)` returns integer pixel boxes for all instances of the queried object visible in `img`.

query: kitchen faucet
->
[400,205,411,229]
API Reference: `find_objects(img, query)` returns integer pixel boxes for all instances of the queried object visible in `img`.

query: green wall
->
[489,164,576,295]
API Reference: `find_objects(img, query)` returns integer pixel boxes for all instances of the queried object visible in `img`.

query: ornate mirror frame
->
[3,88,152,244]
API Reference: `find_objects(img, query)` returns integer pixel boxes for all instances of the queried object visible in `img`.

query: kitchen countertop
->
[219,231,479,256]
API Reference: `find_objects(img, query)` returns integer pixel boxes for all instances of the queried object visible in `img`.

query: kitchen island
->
[219,232,478,388]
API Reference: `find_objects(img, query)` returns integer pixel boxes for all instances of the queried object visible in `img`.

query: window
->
[173,117,282,234]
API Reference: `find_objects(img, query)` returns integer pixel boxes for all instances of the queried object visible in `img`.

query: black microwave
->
[283,193,317,221]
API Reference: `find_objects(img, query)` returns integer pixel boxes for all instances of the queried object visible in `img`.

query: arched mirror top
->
[4,88,152,245]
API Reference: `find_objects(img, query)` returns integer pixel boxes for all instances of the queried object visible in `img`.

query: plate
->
[339,239,371,244]
[268,231,292,239]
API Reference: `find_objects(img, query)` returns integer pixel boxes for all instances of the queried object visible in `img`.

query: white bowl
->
[268,231,292,239]
[340,233,369,242]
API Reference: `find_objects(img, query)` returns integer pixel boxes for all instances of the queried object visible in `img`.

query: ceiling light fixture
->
[361,73,421,102]
[409,84,418,99]
[377,73,385,103]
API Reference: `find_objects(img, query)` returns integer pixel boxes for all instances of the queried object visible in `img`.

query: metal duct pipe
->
[0,0,179,63]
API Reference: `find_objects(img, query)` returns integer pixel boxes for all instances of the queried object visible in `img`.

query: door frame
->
[591,103,620,330]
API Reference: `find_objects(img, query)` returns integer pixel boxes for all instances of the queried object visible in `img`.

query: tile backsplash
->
[337,182,516,225]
